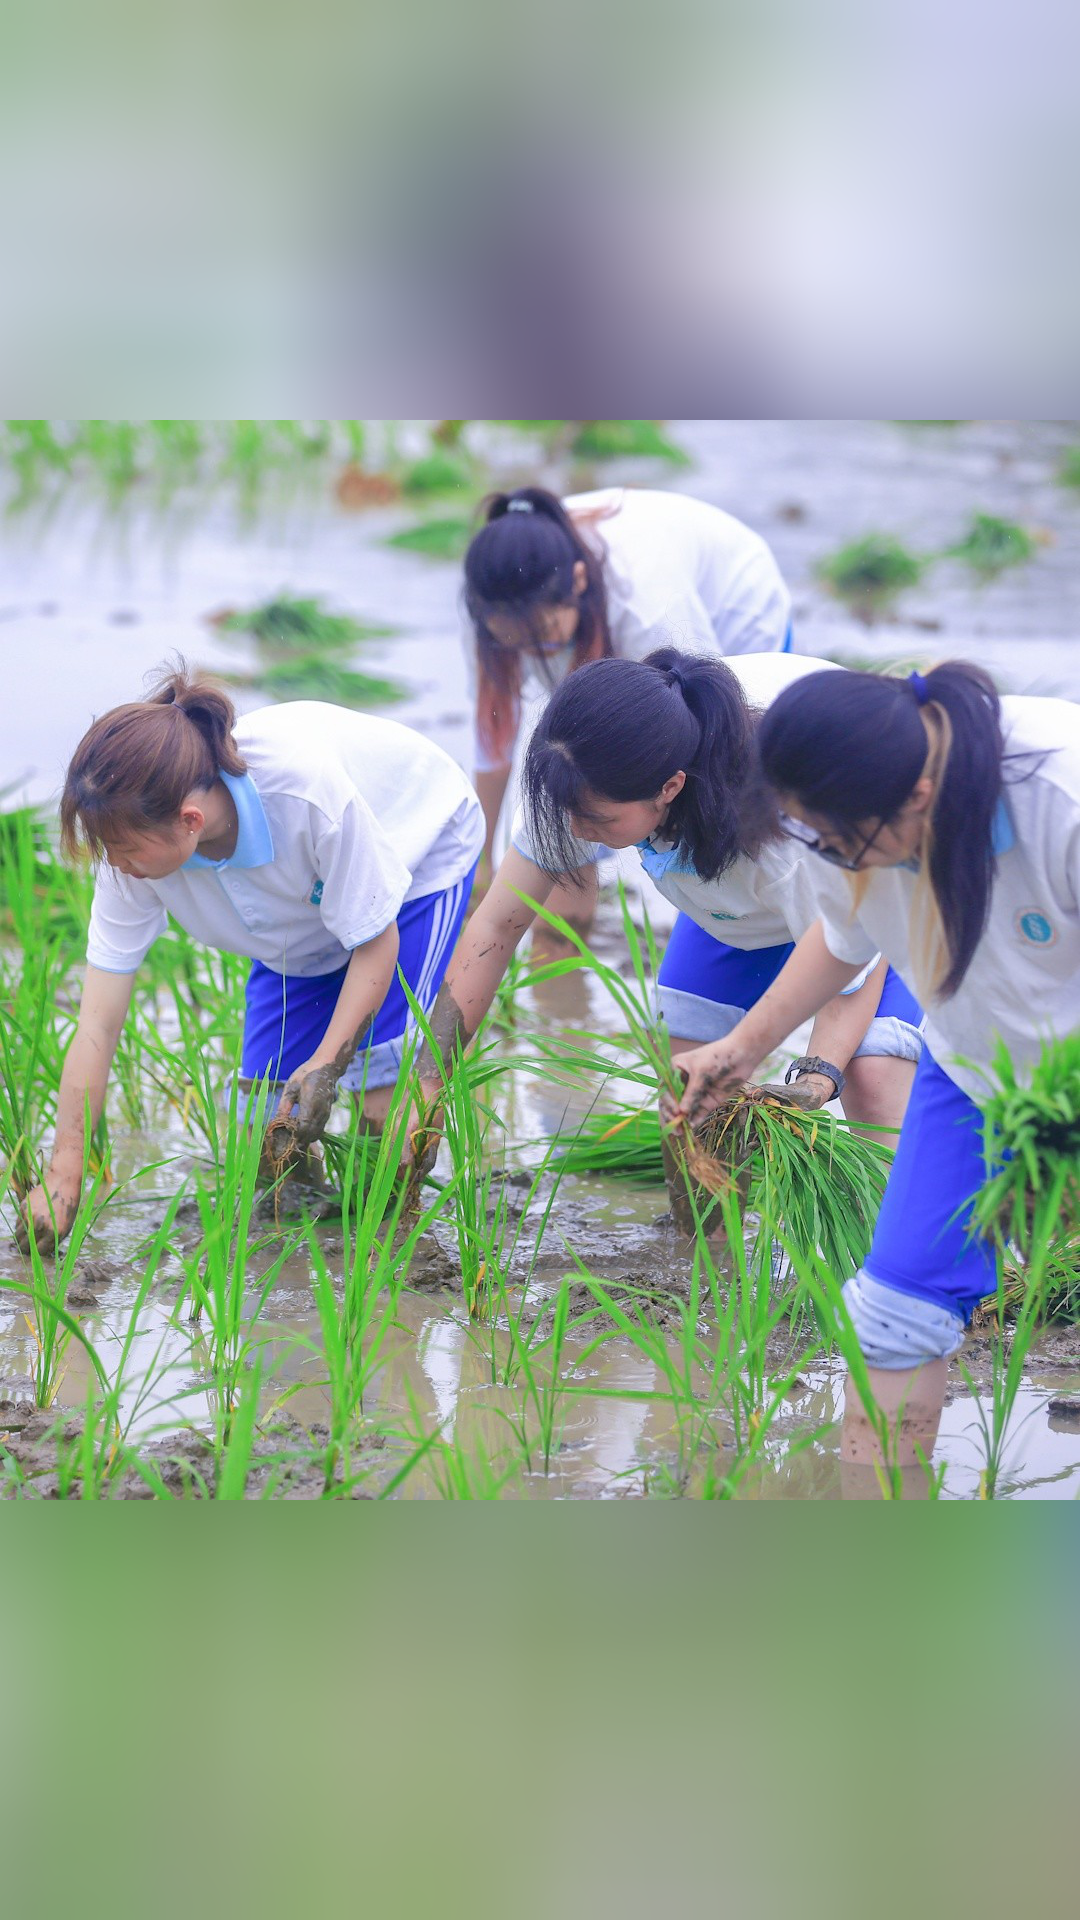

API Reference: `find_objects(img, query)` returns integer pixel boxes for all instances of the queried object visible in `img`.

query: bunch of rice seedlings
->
[817,533,924,620]
[254,654,405,708]
[973,1034,1080,1308]
[554,1088,890,1282]
[386,515,474,560]
[552,1102,668,1183]
[943,513,1037,579]
[214,594,393,654]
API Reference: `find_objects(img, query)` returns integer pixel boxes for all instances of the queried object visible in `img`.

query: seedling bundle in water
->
[555,1086,891,1284]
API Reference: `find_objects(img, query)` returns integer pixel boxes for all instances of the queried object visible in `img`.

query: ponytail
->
[521,647,758,882]
[464,486,612,766]
[757,661,1005,997]
[60,658,246,861]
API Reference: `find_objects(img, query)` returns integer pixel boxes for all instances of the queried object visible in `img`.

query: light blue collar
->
[185,770,274,871]
[636,836,698,879]
[991,794,1015,856]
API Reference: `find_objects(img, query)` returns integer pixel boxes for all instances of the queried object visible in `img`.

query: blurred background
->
[1,417,1078,814]
[1,3,1078,417]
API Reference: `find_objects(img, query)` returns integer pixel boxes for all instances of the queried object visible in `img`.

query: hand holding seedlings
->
[660,1039,750,1133]
[272,1058,343,1150]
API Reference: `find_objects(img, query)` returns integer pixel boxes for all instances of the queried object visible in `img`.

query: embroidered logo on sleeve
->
[309,879,324,907]
[1014,907,1056,947]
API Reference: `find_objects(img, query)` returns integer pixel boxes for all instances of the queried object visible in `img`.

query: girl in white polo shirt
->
[20,665,483,1250]
[463,486,792,894]
[425,647,922,1143]
[667,660,1080,1471]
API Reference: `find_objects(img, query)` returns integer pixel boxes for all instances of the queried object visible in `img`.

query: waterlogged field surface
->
[1,419,1079,1498]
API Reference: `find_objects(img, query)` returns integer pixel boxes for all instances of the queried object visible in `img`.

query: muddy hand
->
[756,1073,836,1113]
[16,1178,79,1256]
[660,1047,747,1133]
[274,1061,341,1150]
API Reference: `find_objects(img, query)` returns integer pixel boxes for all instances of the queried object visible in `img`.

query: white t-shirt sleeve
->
[312,794,413,950]
[509,805,602,873]
[817,886,879,968]
[87,865,169,973]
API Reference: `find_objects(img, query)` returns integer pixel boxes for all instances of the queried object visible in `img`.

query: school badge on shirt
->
[1014,906,1056,947]
[309,879,324,907]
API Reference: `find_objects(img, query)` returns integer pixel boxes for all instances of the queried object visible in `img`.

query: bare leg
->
[530,865,598,963]
[842,1055,915,1147]
[841,1358,948,1489]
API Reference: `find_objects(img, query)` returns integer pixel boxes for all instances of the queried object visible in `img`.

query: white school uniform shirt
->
[814,694,1080,1100]
[510,653,862,952]
[472,488,792,771]
[86,703,485,979]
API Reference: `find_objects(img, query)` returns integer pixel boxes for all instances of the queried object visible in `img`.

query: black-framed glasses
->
[778,810,891,871]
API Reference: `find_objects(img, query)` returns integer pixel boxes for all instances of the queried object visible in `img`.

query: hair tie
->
[507,498,534,514]
[908,669,930,706]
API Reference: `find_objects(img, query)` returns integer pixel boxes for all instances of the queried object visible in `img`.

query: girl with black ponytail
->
[462,485,792,917]
[425,646,923,1149]
[667,660,1080,1480]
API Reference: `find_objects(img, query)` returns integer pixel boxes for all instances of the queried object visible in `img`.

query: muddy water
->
[2,945,1079,1499]
[3,420,1080,1497]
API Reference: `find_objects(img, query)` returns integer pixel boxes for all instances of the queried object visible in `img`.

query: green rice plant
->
[962,1036,1080,1494]
[817,533,924,620]
[386,515,474,560]
[299,1062,460,1493]
[973,1033,1080,1256]
[1056,446,1080,490]
[14,1152,120,1410]
[252,653,406,707]
[180,1072,304,1443]
[570,421,691,466]
[942,513,1037,579]
[215,593,395,654]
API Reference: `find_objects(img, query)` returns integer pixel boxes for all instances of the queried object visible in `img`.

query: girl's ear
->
[660,769,687,803]
[905,773,936,817]
[178,797,207,837]
[571,559,588,597]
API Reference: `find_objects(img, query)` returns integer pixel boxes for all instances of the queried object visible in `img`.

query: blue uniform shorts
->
[842,1046,997,1367]
[240,865,476,1096]
[655,912,924,1064]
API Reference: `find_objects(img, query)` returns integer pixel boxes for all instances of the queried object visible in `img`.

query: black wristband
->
[785,1055,846,1099]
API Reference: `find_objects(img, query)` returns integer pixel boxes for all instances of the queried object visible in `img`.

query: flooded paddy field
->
[1,419,1079,1499]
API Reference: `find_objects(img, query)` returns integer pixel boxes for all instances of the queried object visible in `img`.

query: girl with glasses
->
[667,660,1080,1478]
[424,646,922,1154]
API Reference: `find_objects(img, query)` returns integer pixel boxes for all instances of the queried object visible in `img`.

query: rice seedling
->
[1056,446,1080,491]
[213,593,396,655]
[961,1036,1080,1495]
[386,515,474,560]
[942,513,1038,579]
[179,1072,305,1445]
[817,533,924,620]
[249,654,406,708]
[569,421,691,466]
[297,1067,460,1494]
